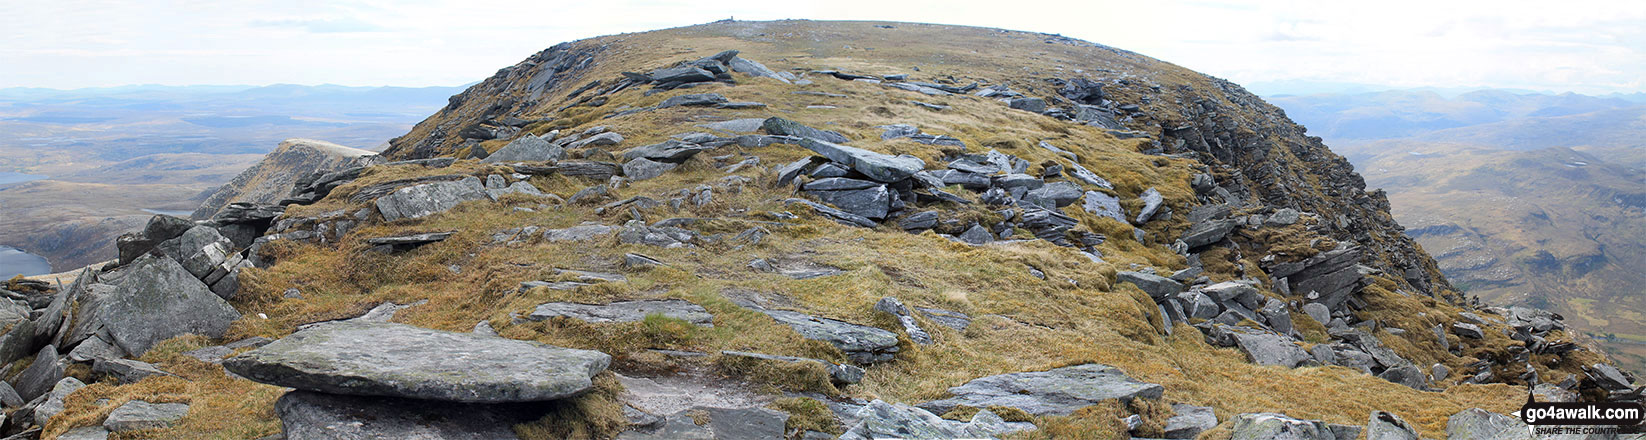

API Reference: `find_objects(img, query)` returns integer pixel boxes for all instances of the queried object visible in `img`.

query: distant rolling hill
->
[1270,88,1646,375]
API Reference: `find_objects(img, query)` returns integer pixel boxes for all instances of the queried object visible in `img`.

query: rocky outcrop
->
[527,299,714,327]
[80,254,241,356]
[193,138,380,220]
[276,391,545,440]
[840,400,1032,440]
[224,321,611,402]
[918,363,1164,416]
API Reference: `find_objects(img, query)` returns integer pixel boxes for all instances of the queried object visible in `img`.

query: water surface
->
[0,246,51,279]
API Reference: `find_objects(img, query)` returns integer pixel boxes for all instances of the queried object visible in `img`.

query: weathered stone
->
[157,225,234,280]
[1366,411,1418,440]
[698,118,768,133]
[482,134,564,163]
[622,140,715,163]
[840,400,1031,440]
[1024,181,1083,208]
[1303,303,1331,325]
[720,350,865,385]
[375,176,490,221]
[89,254,241,357]
[1586,363,1634,391]
[14,344,63,401]
[104,400,189,432]
[1007,97,1047,113]
[1078,192,1128,225]
[796,138,925,183]
[785,198,878,228]
[919,363,1164,416]
[807,184,892,220]
[1213,325,1311,368]
[276,390,544,440]
[1065,162,1113,189]
[1229,413,1334,440]
[874,297,932,345]
[1135,187,1164,224]
[622,158,679,181]
[93,358,174,384]
[542,224,616,242]
[916,308,971,331]
[618,406,790,440]
[59,427,111,440]
[224,321,611,402]
[1445,408,1530,440]
[1181,218,1238,249]
[728,56,790,83]
[1378,364,1428,390]
[1202,281,1263,310]
[617,221,698,248]
[1265,208,1301,226]
[761,117,849,144]
[624,253,666,269]
[1117,271,1185,300]
[0,382,20,408]
[1452,322,1484,339]
[1180,291,1221,320]
[758,309,899,364]
[658,93,728,108]
[1164,404,1219,439]
[529,299,714,327]
[34,377,85,427]
[900,211,939,231]
[649,66,715,84]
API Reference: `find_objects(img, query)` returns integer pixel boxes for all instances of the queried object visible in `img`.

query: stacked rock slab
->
[224,321,612,438]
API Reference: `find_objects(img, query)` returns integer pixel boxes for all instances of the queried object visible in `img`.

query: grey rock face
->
[1135,187,1164,224]
[840,400,1032,440]
[1117,271,1186,300]
[698,118,769,133]
[1229,413,1335,440]
[1303,303,1331,325]
[277,390,545,440]
[807,183,892,219]
[785,198,878,228]
[758,309,900,364]
[728,56,789,83]
[1366,411,1418,440]
[94,254,241,356]
[917,307,972,331]
[375,176,491,221]
[482,134,564,163]
[1452,322,1485,339]
[1066,162,1114,189]
[224,321,611,402]
[93,358,174,384]
[1164,404,1219,439]
[1446,408,1531,440]
[796,138,925,183]
[1265,208,1301,226]
[542,224,616,242]
[649,65,715,84]
[528,299,714,327]
[918,363,1164,416]
[1082,191,1128,223]
[1377,365,1429,391]
[761,117,850,144]
[104,400,189,432]
[58,427,111,440]
[720,351,865,385]
[622,140,715,163]
[1024,181,1084,208]
[34,377,86,427]
[618,406,790,440]
[1212,325,1311,368]
[14,344,63,401]
[158,225,234,280]
[1007,97,1047,113]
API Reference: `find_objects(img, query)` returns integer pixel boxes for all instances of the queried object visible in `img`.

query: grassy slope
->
[38,21,1605,439]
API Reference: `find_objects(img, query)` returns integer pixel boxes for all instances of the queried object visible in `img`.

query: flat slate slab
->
[918,363,1164,416]
[528,299,714,327]
[760,309,899,364]
[224,321,611,403]
[104,400,189,432]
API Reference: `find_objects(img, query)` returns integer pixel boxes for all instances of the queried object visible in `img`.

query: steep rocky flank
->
[13,20,1639,439]
[190,138,380,220]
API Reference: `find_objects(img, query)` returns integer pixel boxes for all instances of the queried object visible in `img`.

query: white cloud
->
[0,0,1640,94]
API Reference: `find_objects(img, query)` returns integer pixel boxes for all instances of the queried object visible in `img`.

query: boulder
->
[1586,363,1634,391]
[158,225,234,279]
[758,309,899,364]
[482,134,564,163]
[1065,163,1114,189]
[785,198,878,228]
[93,358,174,384]
[1265,208,1301,226]
[917,308,972,331]
[698,118,769,133]
[623,140,716,163]
[34,377,85,427]
[528,300,714,327]
[918,363,1164,416]
[276,390,545,440]
[1024,181,1083,208]
[224,321,611,402]
[364,231,454,254]
[541,224,616,242]
[796,138,925,183]
[15,344,64,401]
[840,400,1031,440]
[59,427,112,440]
[874,297,933,345]
[1377,364,1429,390]
[1445,408,1530,440]
[1181,218,1238,249]
[1452,322,1485,339]
[104,400,189,432]
[720,351,866,385]
[1135,187,1164,224]
[116,214,195,265]
[91,254,241,356]
[649,66,715,84]
[761,117,850,144]
[1117,271,1185,300]
[1164,404,1218,439]
[374,176,491,222]
[1229,413,1334,440]
[807,184,892,220]
[1366,411,1418,440]
[1214,325,1311,368]
[622,158,678,181]
[1007,97,1047,113]
[728,56,790,83]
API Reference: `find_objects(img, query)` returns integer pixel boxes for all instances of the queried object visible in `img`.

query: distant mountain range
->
[0,83,463,275]
[1266,88,1646,375]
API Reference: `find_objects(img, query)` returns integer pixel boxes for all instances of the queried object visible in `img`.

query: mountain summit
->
[11,20,1634,439]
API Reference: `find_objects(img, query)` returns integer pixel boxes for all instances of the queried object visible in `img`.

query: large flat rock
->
[375,176,491,221]
[759,309,899,364]
[224,321,610,402]
[918,363,1163,416]
[528,299,714,327]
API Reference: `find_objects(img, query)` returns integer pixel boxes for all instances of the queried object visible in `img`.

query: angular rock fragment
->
[919,363,1164,416]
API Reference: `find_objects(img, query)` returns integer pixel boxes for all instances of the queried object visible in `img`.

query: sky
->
[3,0,1644,95]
